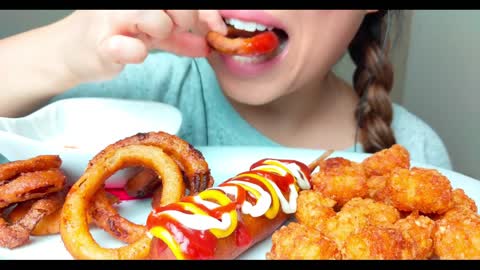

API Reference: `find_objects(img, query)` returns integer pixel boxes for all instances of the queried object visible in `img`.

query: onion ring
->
[60,142,185,259]
[206,26,280,56]
[0,190,65,248]
[7,188,120,236]
[0,155,61,184]
[88,131,213,194]
[89,189,146,244]
[0,169,66,208]
[124,168,159,198]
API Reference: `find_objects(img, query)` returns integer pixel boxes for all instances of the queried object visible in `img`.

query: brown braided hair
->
[349,10,396,153]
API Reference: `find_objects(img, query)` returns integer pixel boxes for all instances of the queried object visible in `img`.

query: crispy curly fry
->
[60,142,185,259]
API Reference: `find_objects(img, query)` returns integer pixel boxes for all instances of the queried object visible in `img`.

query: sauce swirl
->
[146,158,311,259]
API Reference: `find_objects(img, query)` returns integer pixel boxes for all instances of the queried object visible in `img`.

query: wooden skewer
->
[308,149,334,173]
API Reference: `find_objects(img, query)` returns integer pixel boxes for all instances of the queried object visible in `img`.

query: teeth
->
[225,18,271,32]
[232,55,270,64]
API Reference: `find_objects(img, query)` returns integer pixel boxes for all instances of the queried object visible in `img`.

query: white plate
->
[0,97,182,187]
[2,146,479,260]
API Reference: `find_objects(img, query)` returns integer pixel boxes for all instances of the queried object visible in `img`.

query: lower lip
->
[219,43,289,77]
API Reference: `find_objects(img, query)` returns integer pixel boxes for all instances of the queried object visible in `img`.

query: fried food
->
[60,136,187,259]
[207,26,280,56]
[311,157,368,207]
[434,208,480,259]
[451,188,478,213]
[322,198,400,247]
[267,222,341,260]
[0,190,65,248]
[393,211,435,259]
[8,188,120,237]
[342,225,407,259]
[362,144,410,178]
[0,155,61,183]
[88,131,213,194]
[0,168,66,208]
[366,175,389,201]
[386,167,453,214]
[89,189,146,244]
[267,144,480,260]
[124,168,159,198]
[294,190,336,230]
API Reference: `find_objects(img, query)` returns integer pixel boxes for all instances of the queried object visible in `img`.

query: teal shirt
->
[50,52,452,170]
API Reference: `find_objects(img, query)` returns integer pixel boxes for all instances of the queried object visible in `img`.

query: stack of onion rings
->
[60,131,213,259]
[0,155,66,249]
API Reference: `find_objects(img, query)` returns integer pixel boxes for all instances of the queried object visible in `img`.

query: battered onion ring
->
[207,26,280,56]
[89,189,146,244]
[61,143,185,259]
[0,190,65,248]
[7,188,120,236]
[0,169,66,208]
[124,168,159,198]
[0,155,61,183]
[88,131,213,194]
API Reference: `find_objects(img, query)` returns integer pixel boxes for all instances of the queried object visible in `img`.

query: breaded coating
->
[366,175,389,201]
[394,211,435,259]
[434,208,480,259]
[451,188,478,213]
[295,190,336,229]
[362,144,410,178]
[266,222,341,260]
[342,225,407,259]
[386,167,453,214]
[311,157,368,207]
[321,198,400,247]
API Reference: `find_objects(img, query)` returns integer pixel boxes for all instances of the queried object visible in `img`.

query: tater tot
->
[295,190,336,229]
[434,208,480,259]
[451,188,478,213]
[387,167,453,214]
[321,198,400,247]
[362,144,410,178]
[394,211,435,259]
[311,157,368,207]
[267,222,341,260]
[342,225,407,260]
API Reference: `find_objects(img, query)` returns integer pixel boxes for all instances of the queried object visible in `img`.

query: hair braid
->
[349,10,396,153]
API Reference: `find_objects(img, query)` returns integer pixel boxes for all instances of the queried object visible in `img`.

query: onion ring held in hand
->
[207,26,280,56]
[60,138,186,259]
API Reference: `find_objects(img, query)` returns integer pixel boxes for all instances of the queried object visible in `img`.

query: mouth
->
[208,17,289,64]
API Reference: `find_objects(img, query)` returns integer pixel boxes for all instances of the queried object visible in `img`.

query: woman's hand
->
[62,10,227,82]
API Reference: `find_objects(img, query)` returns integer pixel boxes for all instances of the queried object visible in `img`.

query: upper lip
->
[219,10,287,33]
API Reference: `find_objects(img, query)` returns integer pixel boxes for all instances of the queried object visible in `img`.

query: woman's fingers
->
[98,35,148,66]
